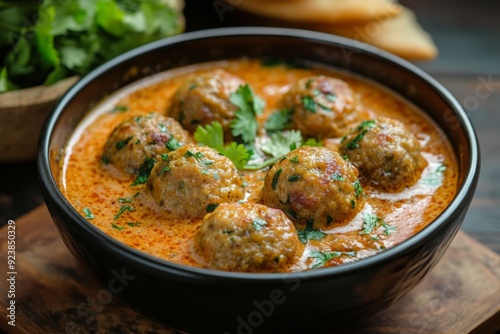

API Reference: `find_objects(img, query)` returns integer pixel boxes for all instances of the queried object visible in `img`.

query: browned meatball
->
[285,75,364,138]
[261,146,364,229]
[147,145,244,217]
[339,117,423,192]
[102,113,192,174]
[195,202,299,272]
[167,69,246,138]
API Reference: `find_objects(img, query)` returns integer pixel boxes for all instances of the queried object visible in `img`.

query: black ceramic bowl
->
[38,27,479,333]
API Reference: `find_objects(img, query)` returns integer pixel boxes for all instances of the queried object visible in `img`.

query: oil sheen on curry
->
[60,59,458,273]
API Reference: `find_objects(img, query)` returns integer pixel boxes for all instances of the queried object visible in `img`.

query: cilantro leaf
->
[83,207,94,220]
[261,130,302,158]
[264,108,293,133]
[297,220,326,244]
[309,250,356,268]
[114,205,133,220]
[360,213,381,235]
[230,84,265,144]
[346,120,376,150]
[194,121,224,151]
[420,164,447,187]
[252,218,267,231]
[220,142,250,169]
[302,138,323,147]
[131,157,155,186]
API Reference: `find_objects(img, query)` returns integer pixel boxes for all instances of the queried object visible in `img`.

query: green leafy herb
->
[112,223,125,231]
[346,120,376,150]
[83,207,94,220]
[302,138,323,147]
[118,193,139,203]
[264,108,293,133]
[420,164,447,187]
[288,175,301,182]
[194,122,251,169]
[252,218,267,231]
[229,84,265,144]
[116,136,133,150]
[114,205,133,220]
[261,130,302,158]
[111,105,129,113]
[127,222,141,227]
[326,215,334,225]
[161,153,169,161]
[206,203,219,213]
[271,168,282,190]
[101,155,110,165]
[331,173,344,181]
[350,200,356,208]
[353,180,362,198]
[297,220,326,244]
[381,221,396,235]
[166,137,182,151]
[131,157,155,186]
[309,250,356,268]
[290,156,300,163]
[301,96,317,113]
[360,213,381,235]
[160,166,170,174]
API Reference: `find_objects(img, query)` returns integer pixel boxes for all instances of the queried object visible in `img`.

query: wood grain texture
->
[0,205,499,334]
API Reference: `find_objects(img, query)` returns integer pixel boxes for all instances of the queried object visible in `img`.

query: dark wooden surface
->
[1,0,499,253]
[1,205,499,334]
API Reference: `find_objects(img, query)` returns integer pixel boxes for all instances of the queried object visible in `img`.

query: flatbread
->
[231,0,402,24]
[312,9,438,60]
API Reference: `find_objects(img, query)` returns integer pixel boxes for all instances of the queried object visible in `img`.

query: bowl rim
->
[38,26,480,282]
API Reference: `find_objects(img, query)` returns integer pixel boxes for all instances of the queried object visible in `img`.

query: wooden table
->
[0,0,499,332]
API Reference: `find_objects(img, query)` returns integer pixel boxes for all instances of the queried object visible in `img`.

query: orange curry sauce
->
[59,59,458,272]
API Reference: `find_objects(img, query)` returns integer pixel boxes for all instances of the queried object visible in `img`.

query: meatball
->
[339,117,423,192]
[102,113,192,174]
[285,75,364,138]
[195,202,299,272]
[167,69,246,138]
[147,145,244,217]
[261,146,364,229]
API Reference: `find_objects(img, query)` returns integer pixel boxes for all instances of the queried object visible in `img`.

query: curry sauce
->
[59,59,458,272]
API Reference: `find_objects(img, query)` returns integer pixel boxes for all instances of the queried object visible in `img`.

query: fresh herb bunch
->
[0,0,184,92]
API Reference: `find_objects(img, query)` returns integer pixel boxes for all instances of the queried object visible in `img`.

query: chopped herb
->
[112,224,125,231]
[161,153,169,161]
[189,83,197,90]
[350,200,356,208]
[421,164,447,187]
[264,108,293,133]
[298,220,326,244]
[158,123,167,133]
[127,222,141,227]
[114,205,133,220]
[111,105,129,113]
[135,140,141,144]
[301,96,317,113]
[131,157,155,186]
[353,180,362,198]
[290,156,300,163]
[83,208,94,220]
[223,230,235,235]
[305,79,314,88]
[101,155,110,165]
[116,136,133,150]
[302,138,323,147]
[360,213,381,235]
[381,222,397,235]
[326,94,337,102]
[118,193,139,203]
[346,120,376,150]
[341,154,349,161]
[161,166,170,174]
[206,203,219,213]
[288,175,301,182]
[285,209,299,220]
[331,173,344,181]
[229,84,265,144]
[252,218,267,231]
[261,130,302,158]
[309,250,341,268]
[166,137,182,151]
[271,168,283,190]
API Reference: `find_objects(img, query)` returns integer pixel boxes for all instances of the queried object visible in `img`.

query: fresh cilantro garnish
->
[127,222,141,227]
[271,168,282,190]
[111,105,129,113]
[112,224,125,231]
[83,207,94,220]
[118,193,140,203]
[206,203,219,213]
[166,137,182,151]
[297,220,326,244]
[302,138,323,147]
[301,96,317,113]
[331,173,344,181]
[288,175,301,182]
[161,153,169,161]
[420,164,447,187]
[353,180,362,198]
[101,155,110,165]
[309,250,356,268]
[114,205,133,220]
[359,213,396,237]
[261,130,302,158]
[346,120,376,150]
[290,156,300,163]
[220,142,250,169]
[116,136,133,150]
[264,108,293,133]
[131,157,155,186]
[252,218,267,231]
[229,84,265,144]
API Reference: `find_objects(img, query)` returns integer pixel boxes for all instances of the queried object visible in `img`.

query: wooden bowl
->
[0,76,78,162]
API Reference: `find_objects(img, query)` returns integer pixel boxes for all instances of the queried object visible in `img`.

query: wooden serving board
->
[1,205,499,334]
